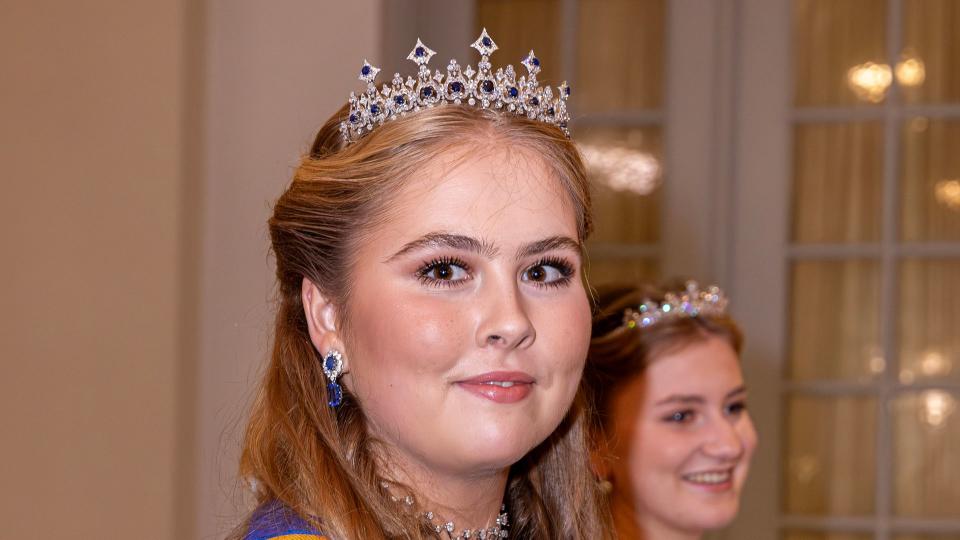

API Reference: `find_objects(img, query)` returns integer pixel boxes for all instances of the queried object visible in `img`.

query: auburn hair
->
[234,104,612,539]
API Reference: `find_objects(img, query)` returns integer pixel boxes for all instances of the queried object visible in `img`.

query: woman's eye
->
[665,410,696,424]
[725,401,747,416]
[522,258,574,286]
[417,259,470,286]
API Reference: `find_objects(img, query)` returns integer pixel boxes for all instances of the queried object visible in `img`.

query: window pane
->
[791,123,884,243]
[899,259,960,384]
[783,532,873,540]
[893,391,960,518]
[476,0,562,84]
[784,395,877,515]
[576,0,664,112]
[900,119,960,242]
[585,257,659,287]
[793,0,888,106]
[902,0,960,104]
[578,126,662,244]
[789,261,882,381]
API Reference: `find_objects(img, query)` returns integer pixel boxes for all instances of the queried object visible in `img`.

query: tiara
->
[340,28,571,145]
[623,281,729,330]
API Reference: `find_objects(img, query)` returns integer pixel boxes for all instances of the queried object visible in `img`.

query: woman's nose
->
[702,418,746,460]
[475,280,536,350]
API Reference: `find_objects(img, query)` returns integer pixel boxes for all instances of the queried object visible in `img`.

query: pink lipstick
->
[456,371,535,403]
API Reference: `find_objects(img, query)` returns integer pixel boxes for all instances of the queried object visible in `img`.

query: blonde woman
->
[586,283,757,540]
[235,31,612,540]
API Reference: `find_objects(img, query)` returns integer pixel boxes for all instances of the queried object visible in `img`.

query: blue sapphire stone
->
[547,107,555,116]
[508,87,519,98]
[421,86,434,98]
[324,355,337,372]
[450,81,464,93]
[529,97,539,106]
[394,95,405,105]
[327,382,342,407]
[532,57,540,66]
[481,80,495,93]
[348,113,358,123]
[361,65,371,76]
[415,46,425,57]
[565,86,571,96]
[482,36,492,47]
[369,104,381,115]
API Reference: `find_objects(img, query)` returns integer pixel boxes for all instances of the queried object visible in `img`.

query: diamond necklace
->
[422,505,509,539]
[383,482,509,539]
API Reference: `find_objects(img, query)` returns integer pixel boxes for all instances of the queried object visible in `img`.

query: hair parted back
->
[585,282,744,432]
[235,103,612,539]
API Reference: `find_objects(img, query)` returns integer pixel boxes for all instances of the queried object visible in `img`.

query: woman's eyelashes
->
[416,256,471,287]
[725,400,748,416]
[663,409,697,424]
[521,257,575,288]
[414,255,576,289]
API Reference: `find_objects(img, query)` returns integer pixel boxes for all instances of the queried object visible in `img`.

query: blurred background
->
[2,0,958,538]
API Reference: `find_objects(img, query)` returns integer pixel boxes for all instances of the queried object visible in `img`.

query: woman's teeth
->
[484,381,516,388]
[683,470,732,484]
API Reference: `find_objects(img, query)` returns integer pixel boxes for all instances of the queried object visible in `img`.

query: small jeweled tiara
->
[340,28,571,145]
[623,281,729,330]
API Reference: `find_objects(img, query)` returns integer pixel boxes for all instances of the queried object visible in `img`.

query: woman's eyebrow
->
[655,394,706,406]
[385,232,498,262]
[386,233,581,263]
[726,385,747,399]
[515,235,582,260]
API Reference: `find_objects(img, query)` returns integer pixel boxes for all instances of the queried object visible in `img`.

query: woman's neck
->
[610,492,701,540]
[385,455,509,531]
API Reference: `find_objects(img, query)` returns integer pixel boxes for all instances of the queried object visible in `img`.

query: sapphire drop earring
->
[322,349,344,407]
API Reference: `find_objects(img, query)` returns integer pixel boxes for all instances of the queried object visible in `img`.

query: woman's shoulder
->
[244,499,328,540]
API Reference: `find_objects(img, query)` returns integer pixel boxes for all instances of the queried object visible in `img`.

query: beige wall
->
[0,1,188,537]
[1,1,378,538]
[196,1,380,538]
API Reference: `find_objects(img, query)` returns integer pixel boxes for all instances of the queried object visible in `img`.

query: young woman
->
[586,282,758,540]
[235,31,612,539]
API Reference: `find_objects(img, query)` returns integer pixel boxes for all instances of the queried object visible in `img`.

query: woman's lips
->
[681,469,735,493]
[456,371,535,403]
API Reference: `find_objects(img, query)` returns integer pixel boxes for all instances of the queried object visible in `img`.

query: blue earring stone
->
[327,381,343,407]
[322,349,344,408]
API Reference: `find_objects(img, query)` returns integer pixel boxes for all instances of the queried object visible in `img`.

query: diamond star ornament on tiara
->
[340,29,572,145]
[623,281,729,330]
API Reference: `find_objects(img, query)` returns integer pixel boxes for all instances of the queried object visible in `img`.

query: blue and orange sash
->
[245,500,327,540]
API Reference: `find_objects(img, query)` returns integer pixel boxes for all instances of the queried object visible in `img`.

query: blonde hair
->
[235,104,612,539]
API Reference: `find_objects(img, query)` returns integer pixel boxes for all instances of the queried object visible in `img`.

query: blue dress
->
[244,500,326,540]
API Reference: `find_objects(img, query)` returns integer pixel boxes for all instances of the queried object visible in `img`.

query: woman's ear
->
[301,277,347,370]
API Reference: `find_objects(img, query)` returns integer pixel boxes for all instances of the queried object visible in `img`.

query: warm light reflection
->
[790,455,819,484]
[896,56,926,87]
[935,179,960,211]
[847,62,892,103]
[846,55,925,102]
[578,143,661,196]
[920,390,956,428]
[920,348,952,377]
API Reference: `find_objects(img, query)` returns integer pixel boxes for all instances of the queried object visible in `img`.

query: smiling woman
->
[232,32,613,540]
[586,282,758,540]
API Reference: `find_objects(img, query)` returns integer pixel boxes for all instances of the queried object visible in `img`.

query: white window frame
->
[731,0,960,538]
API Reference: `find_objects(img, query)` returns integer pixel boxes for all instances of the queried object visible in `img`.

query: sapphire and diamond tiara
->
[340,28,571,145]
[623,281,729,330]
